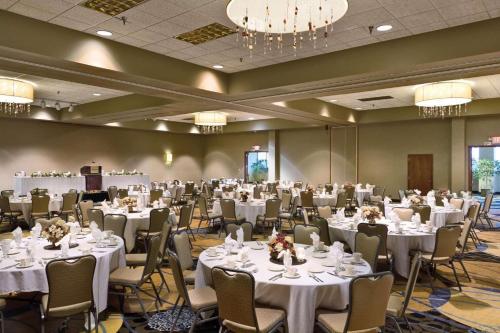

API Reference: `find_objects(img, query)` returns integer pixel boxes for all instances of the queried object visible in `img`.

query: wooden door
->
[408,154,433,193]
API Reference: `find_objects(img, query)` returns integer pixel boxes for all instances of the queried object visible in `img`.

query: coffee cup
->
[348,222,355,230]
[20,258,29,266]
[353,252,362,263]
[287,266,298,276]
[345,265,355,275]
[109,237,117,246]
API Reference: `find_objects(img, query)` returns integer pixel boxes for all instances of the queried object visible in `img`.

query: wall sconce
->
[164,151,173,166]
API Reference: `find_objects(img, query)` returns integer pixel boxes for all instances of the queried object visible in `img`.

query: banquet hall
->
[0,0,499,332]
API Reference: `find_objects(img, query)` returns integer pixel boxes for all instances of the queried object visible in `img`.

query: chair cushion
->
[109,267,144,284]
[208,213,223,220]
[316,310,348,333]
[421,253,451,263]
[136,231,161,238]
[4,211,22,216]
[256,215,278,222]
[184,269,196,284]
[255,307,285,333]
[279,212,291,218]
[41,294,92,318]
[126,253,147,266]
[386,294,404,317]
[187,287,217,311]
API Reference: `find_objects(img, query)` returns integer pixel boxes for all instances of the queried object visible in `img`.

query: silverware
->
[269,273,282,281]
[327,271,347,280]
[308,272,322,282]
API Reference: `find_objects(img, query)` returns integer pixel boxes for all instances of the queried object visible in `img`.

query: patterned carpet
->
[1,210,499,333]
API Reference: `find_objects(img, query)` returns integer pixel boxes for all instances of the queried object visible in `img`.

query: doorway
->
[407,154,433,193]
[244,151,269,183]
[469,145,500,194]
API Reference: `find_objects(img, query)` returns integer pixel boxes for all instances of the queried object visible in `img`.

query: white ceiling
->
[2,0,499,73]
[318,74,500,110]
[159,109,273,123]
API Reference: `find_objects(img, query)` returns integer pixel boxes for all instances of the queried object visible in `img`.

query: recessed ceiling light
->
[248,117,255,120]
[213,64,224,69]
[330,99,337,102]
[97,30,113,37]
[376,24,392,32]
[93,93,101,96]
[355,107,363,110]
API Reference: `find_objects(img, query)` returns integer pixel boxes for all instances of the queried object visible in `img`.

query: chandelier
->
[0,78,34,116]
[194,111,227,134]
[227,0,349,54]
[415,81,472,118]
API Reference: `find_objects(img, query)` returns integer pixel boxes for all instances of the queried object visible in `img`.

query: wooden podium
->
[80,165,102,191]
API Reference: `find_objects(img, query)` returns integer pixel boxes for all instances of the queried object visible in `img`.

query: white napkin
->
[31,223,42,238]
[61,237,69,257]
[224,234,236,247]
[12,227,22,244]
[89,221,99,230]
[310,232,320,248]
[452,192,458,198]
[412,213,421,223]
[336,208,345,221]
[236,227,244,245]
[443,197,450,209]
[153,200,159,209]
[384,196,392,205]
[414,189,421,195]
[278,249,292,269]
[356,184,362,190]
[333,183,338,190]
[113,197,120,207]
[271,226,278,239]
[296,247,306,261]
[101,201,109,209]
[401,197,410,208]
[238,246,249,262]
[389,211,400,222]
[91,228,102,242]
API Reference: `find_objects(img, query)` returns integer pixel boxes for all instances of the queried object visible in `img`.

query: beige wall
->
[331,126,357,185]
[0,118,203,189]
[358,119,452,198]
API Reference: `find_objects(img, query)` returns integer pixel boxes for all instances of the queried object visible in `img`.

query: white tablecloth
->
[13,176,86,195]
[385,204,464,228]
[355,189,372,205]
[329,219,435,278]
[462,198,475,215]
[0,235,125,313]
[212,199,266,225]
[10,197,63,222]
[99,207,177,252]
[102,175,150,190]
[195,242,371,333]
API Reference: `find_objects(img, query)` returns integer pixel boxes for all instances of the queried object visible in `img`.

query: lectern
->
[80,165,102,191]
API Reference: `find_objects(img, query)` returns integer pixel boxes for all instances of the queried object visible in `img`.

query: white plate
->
[312,252,328,259]
[16,263,34,269]
[268,265,284,272]
[283,272,301,279]
[8,250,20,255]
[206,252,220,257]
[250,245,265,250]
[87,240,96,243]
[308,266,324,274]
[338,271,357,278]
[321,261,336,267]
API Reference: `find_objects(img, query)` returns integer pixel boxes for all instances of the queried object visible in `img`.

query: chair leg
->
[132,286,149,319]
[156,264,170,293]
[87,310,91,333]
[149,277,162,309]
[387,316,403,333]
[94,309,99,333]
[403,315,413,333]
[458,258,471,282]
[170,303,184,333]
[188,310,200,333]
[450,260,462,292]
[425,262,434,292]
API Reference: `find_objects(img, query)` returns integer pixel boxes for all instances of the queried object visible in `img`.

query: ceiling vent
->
[81,0,148,16]
[357,96,394,102]
[175,23,236,45]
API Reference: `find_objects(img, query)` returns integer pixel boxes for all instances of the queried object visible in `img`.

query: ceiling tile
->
[136,0,185,19]
[60,6,110,26]
[147,20,189,37]
[115,35,150,47]
[142,43,172,54]
[378,0,435,17]
[483,0,500,10]
[167,11,214,29]
[118,7,163,28]
[165,50,195,60]
[376,28,412,41]
[155,37,192,50]
[344,0,382,16]
[334,27,372,43]
[50,15,93,31]
[96,18,144,35]
[398,10,444,28]
[129,29,166,43]
[9,2,58,21]
[446,12,491,27]
[0,0,17,9]
[165,0,213,11]
[438,0,487,20]
[407,21,448,34]
[19,0,74,13]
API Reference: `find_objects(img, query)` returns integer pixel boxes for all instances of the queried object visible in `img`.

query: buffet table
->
[13,176,85,195]
[102,175,150,190]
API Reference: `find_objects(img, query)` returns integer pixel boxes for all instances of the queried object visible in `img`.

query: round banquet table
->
[9,197,63,223]
[99,207,177,252]
[328,219,435,278]
[212,199,266,225]
[355,189,372,205]
[385,204,464,228]
[195,241,371,333]
[0,235,125,313]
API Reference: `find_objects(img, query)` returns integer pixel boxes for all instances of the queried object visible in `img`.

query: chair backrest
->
[344,186,355,200]
[32,195,50,214]
[466,202,481,224]
[0,196,11,212]
[108,186,118,202]
[336,191,347,208]
[373,187,385,197]
[265,198,281,218]
[225,222,253,242]
[411,205,431,223]
[212,267,259,331]
[281,191,292,210]
[400,253,421,317]
[324,184,333,194]
[312,218,331,245]
[175,187,183,201]
[78,200,93,224]
[457,219,473,254]
[173,231,194,270]
[253,186,262,199]
[435,195,444,207]
[357,223,388,258]
[212,180,220,189]
[345,272,394,332]
[45,255,96,317]
[289,195,299,215]
[162,197,173,208]
[61,192,77,211]
[177,204,192,230]
[317,206,332,219]
[103,214,127,239]
[293,225,320,245]
[142,235,162,281]
[148,208,169,235]
[354,232,381,273]
[398,190,406,201]
[184,182,194,195]
[198,195,210,217]
[150,189,163,203]
[117,189,128,199]
[221,199,237,220]
[159,220,173,260]
[483,193,493,213]
[87,208,104,230]
[393,208,413,221]
[1,190,14,198]
[166,250,192,307]
[223,186,234,193]
[294,181,303,189]
[432,225,462,259]
[449,198,464,210]
[300,191,314,208]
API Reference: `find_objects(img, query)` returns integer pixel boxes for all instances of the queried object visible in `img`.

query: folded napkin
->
[236,227,244,245]
[89,221,99,230]
[383,196,392,205]
[91,228,103,242]
[278,249,292,268]
[31,223,42,238]
[12,227,22,243]
[271,226,278,239]
[427,190,435,197]
[412,213,421,223]
[238,246,249,262]
[414,189,421,195]
[356,184,362,190]
[401,197,410,208]
[153,200,159,209]
[296,247,306,261]
[101,201,109,209]
[452,192,458,198]
[333,183,338,190]
[310,232,320,248]
[224,234,237,248]
[443,197,450,209]
[60,237,70,257]
[336,208,345,221]
[113,197,120,208]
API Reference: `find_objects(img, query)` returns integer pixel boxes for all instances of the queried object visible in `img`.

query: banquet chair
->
[117,189,128,199]
[293,225,320,245]
[420,225,462,291]
[108,186,118,202]
[173,231,197,285]
[222,186,234,193]
[333,191,347,213]
[0,196,22,224]
[317,206,332,219]
[344,186,355,207]
[369,195,383,203]
[294,181,303,189]
[435,195,444,207]
[176,204,196,242]
[454,218,474,283]
[31,188,48,196]
[136,208,170,250]
[478,193,495,228]
[220,199,245,236]
[183,182,195,200]
[357,223,392,270]
[392,208,413,221]
[109,235,162,319]
[300,191,315,213]
[398,190,406,202]
[167,250,218,333]
[450,198,464,210]
[279,196,298,230]
[172,187,187,213]
[373,186,385,198]
[466,203,482,247]
[212,267,287,333]
[386,253,421,333]
[281,191,292,211]
[316,272,394,333]
[253,186,263,199]
[354,232,381,273]
[162,196,173,208]
[212,179,220,189]
[103,214,127,243]
[87,208,104,230]
[59,192,77,222]
[31,195,51,220]
[312,217,332,246]
[411,205,431,223]
[256,198,281,233]
[77,200,93,227]
[372,201,385,217]
[0,190,13,198]
[40,255,97,333]
[149,189,163,204]
[197,195,222,232]
[325,184,334,194]
[225,222,253,242]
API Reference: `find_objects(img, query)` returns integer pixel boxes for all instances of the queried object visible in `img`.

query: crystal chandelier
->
[0,78,34,116]
[194,111,227,134]
[226,0,349,54]
[415,81,472,118]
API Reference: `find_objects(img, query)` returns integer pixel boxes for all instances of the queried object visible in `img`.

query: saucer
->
[206,252,220,257]
[8,250,20,255]
[16,263,34,269]
[283,272,301,279]
[308,266,324,274]
[312,252,328,259]
[268,265,284,272]
[321,261,336,267]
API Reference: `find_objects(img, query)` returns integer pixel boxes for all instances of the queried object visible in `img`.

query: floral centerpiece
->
[437,189,450,197]
[240,191,249,202]
[121,197,137,212]
[408,194,425,205]
[268,233,296,262]
[31,170,75,178]
[306,185,314,192]
[42,220,69,249]
[361,206,382,224]
[343,181,353,188]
